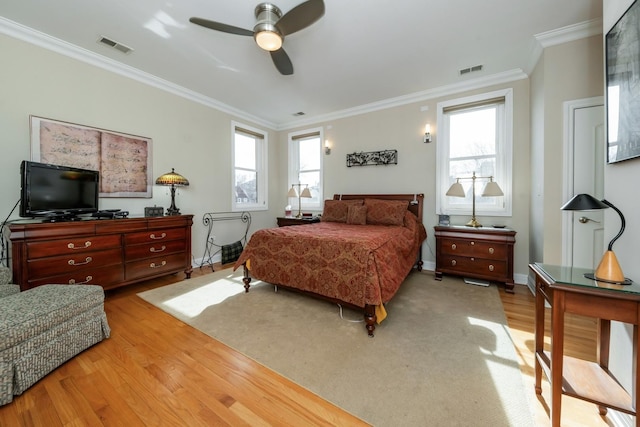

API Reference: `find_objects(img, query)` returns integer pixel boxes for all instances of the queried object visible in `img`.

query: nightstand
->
[276,216,320,227]
[434,225,516,292]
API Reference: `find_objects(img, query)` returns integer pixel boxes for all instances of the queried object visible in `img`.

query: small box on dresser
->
[434,225,516,292]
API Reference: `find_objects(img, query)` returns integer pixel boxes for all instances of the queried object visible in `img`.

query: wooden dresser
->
[8,215,193,291]
[434,225,516,292]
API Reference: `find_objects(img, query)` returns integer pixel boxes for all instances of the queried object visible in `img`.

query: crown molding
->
[276,69,528,130]
[535,18,603,48]
[0,17,277,130]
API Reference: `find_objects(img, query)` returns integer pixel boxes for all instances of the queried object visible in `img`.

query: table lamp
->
[287,184,312,218]
[155,168,189,215]
[446,172,503,227]
[561,193,631,284]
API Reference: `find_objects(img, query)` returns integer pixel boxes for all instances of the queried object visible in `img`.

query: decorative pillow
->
[364,199,409,226]
[221,240,244,264]
[321,199,363,222]
[346,205,367,225]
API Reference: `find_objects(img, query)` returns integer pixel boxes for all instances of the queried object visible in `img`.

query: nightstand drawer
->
[439,255,507,277]
[439,238,507,259]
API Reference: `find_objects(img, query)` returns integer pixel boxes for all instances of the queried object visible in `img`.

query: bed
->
[233,194,427,336]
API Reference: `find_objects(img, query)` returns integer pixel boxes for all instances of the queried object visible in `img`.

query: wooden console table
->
[530,263,639,426]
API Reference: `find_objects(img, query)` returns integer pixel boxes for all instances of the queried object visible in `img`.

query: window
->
[232,121,268,211]
[288,128,324,211]
[436,89,513,217]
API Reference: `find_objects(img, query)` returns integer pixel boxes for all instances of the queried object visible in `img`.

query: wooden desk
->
[530,263,639,426]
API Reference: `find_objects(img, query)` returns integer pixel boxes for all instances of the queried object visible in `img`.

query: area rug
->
[138,269,534,427]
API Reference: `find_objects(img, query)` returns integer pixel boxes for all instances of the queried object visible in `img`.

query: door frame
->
[561,96,604,266]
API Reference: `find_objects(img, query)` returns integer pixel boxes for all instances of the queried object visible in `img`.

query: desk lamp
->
[561,193,631,284]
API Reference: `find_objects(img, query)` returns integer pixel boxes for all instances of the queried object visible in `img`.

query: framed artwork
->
[605,0,640,163]
[30,116,153,197]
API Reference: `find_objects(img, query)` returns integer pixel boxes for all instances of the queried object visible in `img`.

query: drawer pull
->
[68,241,91,250]
[471,257,475,261]
[150,245,167,253]
[150,233,167,240]
[68,256,92,266]
[451,260,456,266]
[150,261,167,268]
[488,264,494,272]
[69,275,93,285]
[489,247,494,255]
[470,241,475,246]
[451,243,457,250]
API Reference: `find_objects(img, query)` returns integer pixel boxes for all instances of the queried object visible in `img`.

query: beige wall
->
[282,79,532,280]
[0,34,282,261]
[528,35,604,265]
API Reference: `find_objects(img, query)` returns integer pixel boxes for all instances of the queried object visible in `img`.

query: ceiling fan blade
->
[189,17,254,36]
[276,0,325,36]
[270,48,294,75]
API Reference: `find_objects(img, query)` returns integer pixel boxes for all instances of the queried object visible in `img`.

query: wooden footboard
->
[241,262,378,337]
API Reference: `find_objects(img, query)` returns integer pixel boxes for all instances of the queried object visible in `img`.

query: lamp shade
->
[300,187,312,198]
[446,182,466,198]
[481,181,503,197]
[155,168,189,186]
[287,186,298,197]
[561,193,608,211]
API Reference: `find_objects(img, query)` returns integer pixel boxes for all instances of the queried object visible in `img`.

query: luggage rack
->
[200,211,251,271]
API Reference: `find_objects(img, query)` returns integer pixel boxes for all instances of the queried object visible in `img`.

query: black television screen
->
[20,161,99,218]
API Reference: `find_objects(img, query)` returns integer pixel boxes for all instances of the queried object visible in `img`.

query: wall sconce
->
[446,171,503,227]
[324,139,331,155]
[287,183,312,218]
[423,124,432,143]
[561,194,631,284]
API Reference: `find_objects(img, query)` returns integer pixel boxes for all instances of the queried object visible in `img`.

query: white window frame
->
[231,121,268,212]
[435,88,513,217]
[288,127,324,211]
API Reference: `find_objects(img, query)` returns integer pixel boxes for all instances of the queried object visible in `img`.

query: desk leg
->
[597,319,611,416]
[635,324,639,427]
[534,279,545,394]
[551,290,565,427]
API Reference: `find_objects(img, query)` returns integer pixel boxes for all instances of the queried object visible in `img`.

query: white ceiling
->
[0,0,602,129]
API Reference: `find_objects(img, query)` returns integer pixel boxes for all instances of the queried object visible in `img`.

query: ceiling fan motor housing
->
[254,3,283,50]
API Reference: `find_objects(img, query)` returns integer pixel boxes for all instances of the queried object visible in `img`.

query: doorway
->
[562,97,605,269]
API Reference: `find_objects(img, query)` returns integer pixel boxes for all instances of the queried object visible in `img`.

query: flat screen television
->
[20,160,99,219]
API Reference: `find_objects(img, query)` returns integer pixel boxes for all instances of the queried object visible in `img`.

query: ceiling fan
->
[190,0,325,76]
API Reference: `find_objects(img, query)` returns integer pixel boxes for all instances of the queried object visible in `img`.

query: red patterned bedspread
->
[233,211,426,307]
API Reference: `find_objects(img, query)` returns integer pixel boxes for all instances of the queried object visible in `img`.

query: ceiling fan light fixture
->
[255,29,282,51]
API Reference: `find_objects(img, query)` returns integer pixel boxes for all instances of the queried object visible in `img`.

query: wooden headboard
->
[333,193,424,222]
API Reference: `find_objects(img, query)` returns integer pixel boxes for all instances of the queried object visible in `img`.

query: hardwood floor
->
[0,267,618,426]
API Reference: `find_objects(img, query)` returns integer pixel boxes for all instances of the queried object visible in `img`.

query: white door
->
[563,101,605,269]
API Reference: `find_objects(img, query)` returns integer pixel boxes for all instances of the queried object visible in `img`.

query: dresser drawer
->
[125,253,187,281]
[125,239,187,261]
[438,255,507,278]
[27,248,123,277]
[125,228,186,245]
[26,265,124,289]
[439,238,507,259]
[27,234,121,259]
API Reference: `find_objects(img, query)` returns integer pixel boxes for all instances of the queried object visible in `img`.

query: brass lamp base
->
[466,218,482,228]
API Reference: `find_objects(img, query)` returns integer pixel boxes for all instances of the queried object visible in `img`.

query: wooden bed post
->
[364,305,376,337]
[242,263,252,293]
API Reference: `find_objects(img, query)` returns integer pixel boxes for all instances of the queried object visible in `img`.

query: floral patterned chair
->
[0,267,110,405]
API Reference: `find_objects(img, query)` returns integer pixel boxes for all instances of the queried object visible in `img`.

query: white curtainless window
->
[435,88,513,218]
[232,121,268,212]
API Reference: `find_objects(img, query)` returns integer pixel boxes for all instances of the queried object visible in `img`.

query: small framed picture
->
[438,214,450,226]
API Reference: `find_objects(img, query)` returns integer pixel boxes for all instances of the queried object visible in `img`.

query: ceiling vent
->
[98,36,134,54]
[459,64,483,75]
